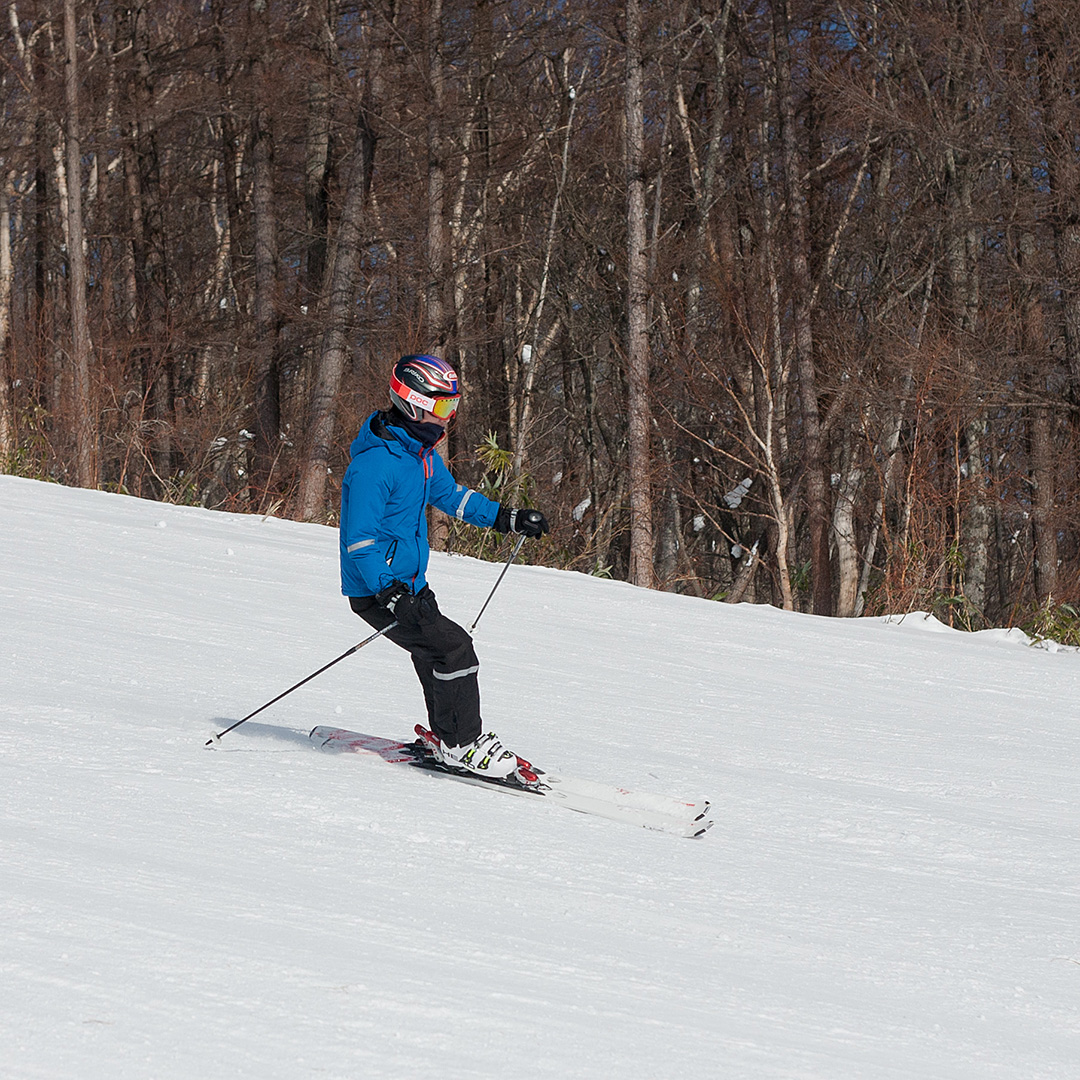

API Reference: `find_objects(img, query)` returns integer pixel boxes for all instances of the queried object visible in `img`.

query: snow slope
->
[2,474,1079,1079]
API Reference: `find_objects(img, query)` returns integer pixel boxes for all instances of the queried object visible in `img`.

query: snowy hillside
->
[3,474,1079,1080]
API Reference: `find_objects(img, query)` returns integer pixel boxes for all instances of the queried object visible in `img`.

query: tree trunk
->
[1019,231,1057,601]
[1045,95,1080,396]
[64,0,96,488]
[773,0,830,614]
[1030,399,1058,602]
[303,0,335,302]
[943,145,989,620]
[855,258,934,617]
[425,0,448,345]
[674,0,732,347]
[422,0,452,549]
[0,173,13,460]
[1027,1,1071,603]
[833,430,863,617]
[625,0,654,589]
[250,7,280,505]
[295,107,375,521]
[123,3,172,494]
[751,75,795,611]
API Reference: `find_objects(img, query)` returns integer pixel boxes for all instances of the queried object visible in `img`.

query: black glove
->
[375,582,438,628]
[493,505,549,538]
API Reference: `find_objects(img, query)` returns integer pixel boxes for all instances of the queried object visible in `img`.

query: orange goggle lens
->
[429,395,461,418]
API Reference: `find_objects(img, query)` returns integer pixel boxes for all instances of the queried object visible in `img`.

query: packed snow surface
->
[3,475,1079,1079]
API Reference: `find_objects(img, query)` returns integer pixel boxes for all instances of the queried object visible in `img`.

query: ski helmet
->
[389,355,461,421]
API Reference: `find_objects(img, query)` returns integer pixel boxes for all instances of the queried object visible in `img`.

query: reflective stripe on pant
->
[349,592,483,748]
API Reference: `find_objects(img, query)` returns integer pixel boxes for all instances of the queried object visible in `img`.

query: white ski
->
[309,726,713,839]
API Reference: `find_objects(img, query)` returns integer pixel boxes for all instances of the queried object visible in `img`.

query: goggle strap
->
[390,372,458,417]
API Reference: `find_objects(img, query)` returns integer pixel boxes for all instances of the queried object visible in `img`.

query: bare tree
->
[424,0,448,346]
[0,172,13,460]
[249,0,280,503]
[772,0,830,615]
[625,0,655,588]
[64,0,95,486]
[1,0,1078,625]
[296,97,377,522]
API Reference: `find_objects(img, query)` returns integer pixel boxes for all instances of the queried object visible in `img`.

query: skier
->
[340,355,549,779]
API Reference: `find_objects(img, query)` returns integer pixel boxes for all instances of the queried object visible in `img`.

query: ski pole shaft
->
[470,534,526,632]
[206,621,398,745]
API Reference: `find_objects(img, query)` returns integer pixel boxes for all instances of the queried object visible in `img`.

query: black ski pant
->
[349,591,483,749]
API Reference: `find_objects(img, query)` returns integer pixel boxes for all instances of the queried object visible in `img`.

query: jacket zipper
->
[412,446,434,589]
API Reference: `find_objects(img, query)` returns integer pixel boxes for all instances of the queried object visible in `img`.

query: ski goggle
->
[391,371,461,418]
[427,394,461,419]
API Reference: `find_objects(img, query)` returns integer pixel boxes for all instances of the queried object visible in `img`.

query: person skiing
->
[340,355,549,780]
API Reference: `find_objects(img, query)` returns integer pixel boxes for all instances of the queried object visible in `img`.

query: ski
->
[309,726,713,839]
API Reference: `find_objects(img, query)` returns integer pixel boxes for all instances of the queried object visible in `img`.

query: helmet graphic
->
[389,355,461,421]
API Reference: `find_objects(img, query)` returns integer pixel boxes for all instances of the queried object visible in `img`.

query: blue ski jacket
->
[339,412,500,597]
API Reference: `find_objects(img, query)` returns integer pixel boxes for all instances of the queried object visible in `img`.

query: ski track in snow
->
[2,474,1079,1079]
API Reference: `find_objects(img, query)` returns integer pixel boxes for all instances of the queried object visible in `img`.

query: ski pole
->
[206,621,398,746]
[470,534,526,632]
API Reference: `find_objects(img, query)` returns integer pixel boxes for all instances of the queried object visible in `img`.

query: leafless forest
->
[2,1,1079,633]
